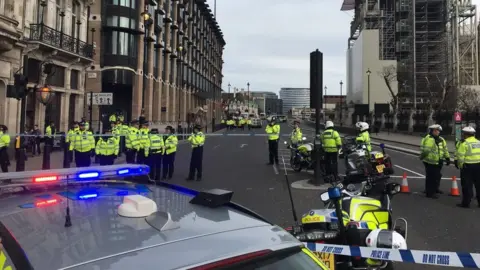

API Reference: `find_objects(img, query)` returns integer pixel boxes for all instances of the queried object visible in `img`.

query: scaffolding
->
[380,10,396,60]
[450,0,478,87]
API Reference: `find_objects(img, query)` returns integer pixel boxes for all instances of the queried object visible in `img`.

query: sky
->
[205,0,352,96]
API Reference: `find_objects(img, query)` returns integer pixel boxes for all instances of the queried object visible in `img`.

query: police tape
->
[7,133,314,138]
[303,242,480,268]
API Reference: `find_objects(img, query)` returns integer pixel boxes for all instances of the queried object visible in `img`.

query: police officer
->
[162,126,178,180]
[125,120,140,164]
[420,124,444,199]
[321,121,342,179]
[148,128,164,181]
[0,125,11,172]
[137,122,150,164]
[290,120,303,148]
[69,122,95,167]
[422,125,450,194]
[64,122,79,168]
[95,128,119,165]
[355,122,371,153]
[109,113,117,129]
[43,121,55,170]
[186,125,205,181]
[265,117,280,165]
[455,126,480,208]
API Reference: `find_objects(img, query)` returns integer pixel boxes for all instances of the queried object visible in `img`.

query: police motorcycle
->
[284,137,323,172]
[285,183,408,270]
[339,138,394,184]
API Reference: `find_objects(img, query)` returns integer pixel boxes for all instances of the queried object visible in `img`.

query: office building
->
[87,0,225,127]
[1,0,93,133]
[279,88,310,113]
[342,0,478,111]
[251,91,282,114]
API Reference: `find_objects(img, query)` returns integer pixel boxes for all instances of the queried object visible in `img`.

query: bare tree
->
[425,75,452,111]
[457,86,480,111]
[378,65,399,114]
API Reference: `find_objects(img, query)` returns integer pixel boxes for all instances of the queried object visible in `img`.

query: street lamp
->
[140,10,152,113]
[247,82,250,113]
[177,45,187,133]
[366,69,371,118]
[227,82,231,115]
[36,85,54,105]
[339,80,343,126]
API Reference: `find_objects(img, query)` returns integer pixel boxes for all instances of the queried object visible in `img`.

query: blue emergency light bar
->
[0,164,150,185]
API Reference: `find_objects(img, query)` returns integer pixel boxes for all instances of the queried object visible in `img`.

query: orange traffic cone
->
[450,176,460,196]
[401,172,410,193]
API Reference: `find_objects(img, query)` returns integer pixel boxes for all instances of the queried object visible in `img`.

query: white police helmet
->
[462,126,476,134]
[360,122,369,132]
[325,121,334,128]
[355,122,363,130]
[366,229,407,250]
[428,124,442,131]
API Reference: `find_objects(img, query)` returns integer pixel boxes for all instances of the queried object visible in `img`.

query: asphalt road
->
[168,123,476,270]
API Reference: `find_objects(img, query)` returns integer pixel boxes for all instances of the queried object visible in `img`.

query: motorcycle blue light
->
[117,169,130,175]
[78,193,98,199]
[327,187,342,199]
[77,172,100,179]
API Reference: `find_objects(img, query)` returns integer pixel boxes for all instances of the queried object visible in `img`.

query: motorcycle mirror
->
[346,184,356,192]
[302,137,307,141]
[320,192,330,202]
[380,143,385,149]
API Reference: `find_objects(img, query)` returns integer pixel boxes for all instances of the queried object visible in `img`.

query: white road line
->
[273,164,279,175]
[394,165,425,177]
[213,145,220,149]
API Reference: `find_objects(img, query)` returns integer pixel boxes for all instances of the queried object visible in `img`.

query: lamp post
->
[211,74,216,132]
[339,80,343,126]
[141,10,152,114]
[227,82,231,115]
[89,27,96,126]
[247,82,250,113]
[366,69,371,120]
[36,85,55,171]
[177,45,186,134]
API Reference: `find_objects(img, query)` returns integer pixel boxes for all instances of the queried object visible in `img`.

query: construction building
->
[342,0,478,111]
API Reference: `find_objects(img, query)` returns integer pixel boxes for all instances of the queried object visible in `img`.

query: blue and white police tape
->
[9,133,308,138]
[303,242,480,268]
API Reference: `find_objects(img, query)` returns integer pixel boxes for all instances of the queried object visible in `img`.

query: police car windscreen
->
[0,221,32,270]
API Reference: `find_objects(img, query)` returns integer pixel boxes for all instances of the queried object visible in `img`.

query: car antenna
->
[281,156,299,225]
[64,173,72,227]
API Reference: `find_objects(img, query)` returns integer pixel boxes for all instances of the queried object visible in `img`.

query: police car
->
[0,165,329,269]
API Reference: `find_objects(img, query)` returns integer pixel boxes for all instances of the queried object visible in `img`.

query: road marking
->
[240,144,248,148]
[394,165,425,177]
[273,164,279,175]
[213,145,220,149]
[383,147,419,158]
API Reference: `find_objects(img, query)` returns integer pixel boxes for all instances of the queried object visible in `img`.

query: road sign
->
[454,112,462,122]
[86,92,113,105]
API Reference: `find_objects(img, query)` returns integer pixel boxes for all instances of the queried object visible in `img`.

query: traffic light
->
[13,74,28,100]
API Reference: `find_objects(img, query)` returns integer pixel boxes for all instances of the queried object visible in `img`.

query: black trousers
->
[125,149,137,164]
[324,152,338,177]
[268,140,279,164]
[0,148,9,172]
[460,164,480,206]
[99,155,115,165]
[188,147,204,179]
[162,152,176,179]
[149,153,163,181]
[424,162,441,196]
[32,139,41,155]
[75,151,91,167]
[137,149,147,164]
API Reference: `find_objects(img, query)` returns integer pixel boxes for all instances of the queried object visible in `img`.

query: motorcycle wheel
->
[290,158,302,172]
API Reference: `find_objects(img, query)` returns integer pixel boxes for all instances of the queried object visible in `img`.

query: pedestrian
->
[125,120,140,164]
[162,126,178,180]
[320,121,342,180]
[69,122,95,167]
[43,121,55,170]
[420,124,444,199]
[95,128,119,166]
[454,126,480,208]
[137,121,150,164]
[0,125,11,172]
[32,125,41,155]
[148,128,164,181]
[186,125,205,181]
[265,117,280,165]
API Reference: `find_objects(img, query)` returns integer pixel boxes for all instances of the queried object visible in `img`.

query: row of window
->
[34,0,82,39]
[26,59,80,89]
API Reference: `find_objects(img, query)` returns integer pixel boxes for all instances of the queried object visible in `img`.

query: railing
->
[28,24,94,59]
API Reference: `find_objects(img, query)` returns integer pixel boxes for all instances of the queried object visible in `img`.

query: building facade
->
[251,91,282,114]
[1,0,93,133]
[87,0,225,128]
[279,88,310,113]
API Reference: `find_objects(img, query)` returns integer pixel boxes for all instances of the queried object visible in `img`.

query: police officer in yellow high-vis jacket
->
[95,128,119,165]
[69,122,95,167]
[321,121,342,179]
[265,117,280,165]
[186,125,205,181]
[455,126,480,208]
[420,124,445,199]
[0,125,11,172]
[125,120,140,164]
[290,120,303,147]
[162,126,178,180]
[137,122,150,164]
[64,122,79,168]
[148,128,164,181]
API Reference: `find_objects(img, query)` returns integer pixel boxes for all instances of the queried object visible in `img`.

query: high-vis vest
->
[45,126,53,138]
[455,136,480,168]
[0,132,10,148]
[109,114,116,122]
[355,131,371,152]
[438,136,450,160]
[188,132,205,148]
[321,128,342,153]
[66,127,79,143]
[265,124,280,140]
[164,135,178,155]
[139,128,150,150]
[126,127,140,150]
[69,130,95,152]
[420,134,441,165]
[290,127,303,144]
[227,120,234,126]
[149,134,165,155]
[95,137,119,156]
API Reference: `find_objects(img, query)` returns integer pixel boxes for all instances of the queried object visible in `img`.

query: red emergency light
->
[34,176,58,183]
[35,199,58,207]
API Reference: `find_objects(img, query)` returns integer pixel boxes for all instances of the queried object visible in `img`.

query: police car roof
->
[0,182,300,270]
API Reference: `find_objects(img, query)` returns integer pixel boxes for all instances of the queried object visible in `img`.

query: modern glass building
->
[279,88,310,113]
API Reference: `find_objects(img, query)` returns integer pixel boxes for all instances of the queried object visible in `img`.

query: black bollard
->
[63,143,70,168]
[15,136,26,172]
[42,144,51,170]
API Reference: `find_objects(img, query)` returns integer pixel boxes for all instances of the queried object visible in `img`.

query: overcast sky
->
[205,0,352,95]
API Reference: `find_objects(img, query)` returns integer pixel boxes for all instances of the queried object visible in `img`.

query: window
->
[169,59,174,82]
[71,0,80,38]
[70,70,79,89]
[109,0,135,9]
[55,0,62,31]
[46,65,65,87]
[106,16,136,29]
[34,0,43,23]
[105,31,138,57]
[162,53,167,80]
